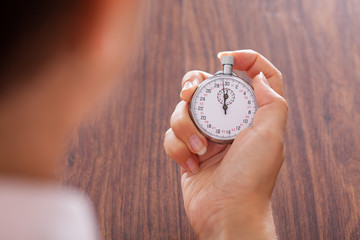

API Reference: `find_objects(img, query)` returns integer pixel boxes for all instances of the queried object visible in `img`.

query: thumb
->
[251,72,288,138]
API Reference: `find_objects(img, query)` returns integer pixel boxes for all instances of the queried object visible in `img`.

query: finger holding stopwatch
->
[164,128,228,173]
[180,71,212,103]
[170,101,208,155]
[218,50,284,96]
[164,128,200,173]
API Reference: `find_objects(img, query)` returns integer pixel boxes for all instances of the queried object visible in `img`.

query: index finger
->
[180,70,213,102]
[217,50,283,96]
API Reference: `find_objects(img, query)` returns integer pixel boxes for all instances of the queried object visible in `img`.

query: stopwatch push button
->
[222,56,234,75]
[222,55,234,66]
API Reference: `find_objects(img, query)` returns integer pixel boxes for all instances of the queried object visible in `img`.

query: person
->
[0,1,288,240]
[0,1,141,239]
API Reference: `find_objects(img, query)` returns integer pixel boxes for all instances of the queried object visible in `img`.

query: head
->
[0,0,142,179]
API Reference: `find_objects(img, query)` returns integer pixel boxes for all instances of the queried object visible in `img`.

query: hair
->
[0,1,87,94]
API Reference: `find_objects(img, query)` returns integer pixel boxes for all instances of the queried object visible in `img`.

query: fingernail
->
[189,135,207,155]
[182,81,193,91]
[259,72,270,86]
[185,157,200,173]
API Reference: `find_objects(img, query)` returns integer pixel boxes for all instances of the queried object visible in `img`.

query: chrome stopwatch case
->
[189,56,258,144]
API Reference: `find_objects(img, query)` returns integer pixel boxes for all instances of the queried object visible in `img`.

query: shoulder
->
[0,178,99,240]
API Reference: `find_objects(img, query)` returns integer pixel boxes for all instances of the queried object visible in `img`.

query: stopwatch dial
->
[217,88,235,105]
[191,77,257,142]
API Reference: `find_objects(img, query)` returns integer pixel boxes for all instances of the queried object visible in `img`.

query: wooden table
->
[58,0,360,239]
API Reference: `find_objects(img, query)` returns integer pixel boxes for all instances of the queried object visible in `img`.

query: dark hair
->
[0,1,85,94]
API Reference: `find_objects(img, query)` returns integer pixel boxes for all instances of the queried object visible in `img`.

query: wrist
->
[198,199,276,240]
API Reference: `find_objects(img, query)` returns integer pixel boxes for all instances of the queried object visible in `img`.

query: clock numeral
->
[201,116,206,120]
[226,130,231,134]
[214,84,220,88]
[235,85,239,89]
[225,81,230,86]
[216,129,220,134]
[243,91,247,95]
[248,110,251,114]
[206,89,211,93]
[248,100,251,104]
[207,124,212,128]
[243,119,249,124]
[236,126,241,130]
[198,106,203,111]
[200,97,205,101]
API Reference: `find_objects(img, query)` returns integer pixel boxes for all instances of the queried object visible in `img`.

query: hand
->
[164,50,288,239]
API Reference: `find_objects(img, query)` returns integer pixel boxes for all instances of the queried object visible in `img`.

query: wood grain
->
[58,0,360,239]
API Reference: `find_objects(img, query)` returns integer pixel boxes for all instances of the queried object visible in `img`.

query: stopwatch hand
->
[222,80,228,114]
[223,104,227,115]
[223,88,229,115]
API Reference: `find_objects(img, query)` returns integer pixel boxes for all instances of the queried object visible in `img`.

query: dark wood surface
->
[58,0,360,239]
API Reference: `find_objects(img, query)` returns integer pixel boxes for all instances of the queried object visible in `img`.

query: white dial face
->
[190,75,257,143]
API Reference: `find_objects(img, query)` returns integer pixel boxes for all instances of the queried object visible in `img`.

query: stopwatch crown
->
[222,56,234,75]
[221,55,234,66]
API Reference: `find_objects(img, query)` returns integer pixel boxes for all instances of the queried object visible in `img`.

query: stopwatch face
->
[190,75,257,144]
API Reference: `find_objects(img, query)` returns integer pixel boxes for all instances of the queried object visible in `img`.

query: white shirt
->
[0,179,99,240]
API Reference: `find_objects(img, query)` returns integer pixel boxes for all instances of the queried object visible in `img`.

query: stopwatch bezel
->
[189,74,258,145]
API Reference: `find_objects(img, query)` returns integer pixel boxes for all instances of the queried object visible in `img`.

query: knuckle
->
[273,96,289,113]
[164,128,172,138]
[247,49,258,55]
[163,141,185,162]
[170,103,188,132]
[171,114,188,134]
[254,126,284,147]
[163,129,171,146]
[250,50,263,60]
[170,110,180,129]
[163,132,175,156]
[170,102,182,125]
[164,143,176,158]
[272,67,283,81]
[274,97,289,113]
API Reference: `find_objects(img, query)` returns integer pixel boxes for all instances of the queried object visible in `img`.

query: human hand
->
[164,50,288,239]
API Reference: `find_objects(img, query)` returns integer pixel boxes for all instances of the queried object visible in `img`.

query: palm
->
[180,126,284,234]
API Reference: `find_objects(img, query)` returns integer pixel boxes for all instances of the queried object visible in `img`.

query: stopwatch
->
[189,56,258,144]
